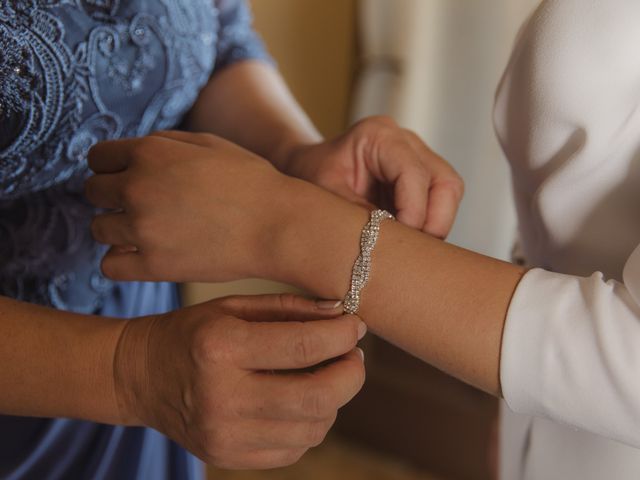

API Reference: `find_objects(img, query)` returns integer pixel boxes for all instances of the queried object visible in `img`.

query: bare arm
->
[184,61,322,169]
[267,180,526,396]
[0,290,366,468]
[86,133,525,396]
[0,296,126,422]
[184,61,464,237]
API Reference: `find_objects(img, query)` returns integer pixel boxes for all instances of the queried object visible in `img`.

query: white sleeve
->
[501,243,640,447]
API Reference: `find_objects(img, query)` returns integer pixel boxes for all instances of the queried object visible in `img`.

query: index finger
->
[236,315,366,370]
[393,166,430,229]
[423,181,463,239]
[402,132,464,238]
[87,138,137,173]
[218,294,345,323]
[235,349,366,421]
[372,140,430,229]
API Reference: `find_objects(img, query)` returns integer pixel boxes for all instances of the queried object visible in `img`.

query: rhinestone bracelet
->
[343,209,395,315]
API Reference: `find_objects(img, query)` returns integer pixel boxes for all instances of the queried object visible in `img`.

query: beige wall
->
[184,0,357,306]
[251,0,358,138]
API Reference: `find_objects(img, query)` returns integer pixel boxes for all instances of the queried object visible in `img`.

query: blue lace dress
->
[0,1,269,478]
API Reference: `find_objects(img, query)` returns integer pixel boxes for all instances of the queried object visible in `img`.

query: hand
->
[114,294,366,470]
[85,131,295,282]
[280,116,464,238]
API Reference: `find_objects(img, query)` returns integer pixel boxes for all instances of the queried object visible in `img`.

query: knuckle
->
[301,384,332,419]
[452,176,466,197]
[203,431,231,461]
[306,422,330,447]
[439,175,465,199]
[100,255,119,280]
[277,293,300,311]
[191,323,222,365]
[129,215,153,243]
[192,316,241,366]
[120,180,142,207]
[226,319,252,365]
[290,330,319,366]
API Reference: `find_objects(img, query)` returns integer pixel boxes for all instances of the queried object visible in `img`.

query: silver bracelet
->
[343,209,395,315]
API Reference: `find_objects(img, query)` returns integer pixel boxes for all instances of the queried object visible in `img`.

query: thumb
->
[216,294,345,323]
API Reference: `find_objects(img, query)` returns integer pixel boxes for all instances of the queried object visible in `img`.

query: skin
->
[87,132,526,395]
[0,293,365,468]
[113,294,367,469]
[184,61,464,237]
[2,60,463,469]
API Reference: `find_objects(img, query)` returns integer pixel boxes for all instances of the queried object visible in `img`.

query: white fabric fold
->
[503,266,640,447]
[495,0,640,477]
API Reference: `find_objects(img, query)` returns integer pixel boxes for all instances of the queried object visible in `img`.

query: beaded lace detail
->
[0,0,268,311]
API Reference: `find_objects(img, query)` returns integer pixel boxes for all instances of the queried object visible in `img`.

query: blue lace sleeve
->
[213,0,272,71]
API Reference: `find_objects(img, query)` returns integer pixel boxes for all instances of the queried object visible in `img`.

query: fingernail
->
[356,348,365,361]
[315,299,343,310]
[357,321,367,340]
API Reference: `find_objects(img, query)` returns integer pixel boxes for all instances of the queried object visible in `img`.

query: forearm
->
[184,61,322,169]
[0,296,129,423]
[269,180,526,395]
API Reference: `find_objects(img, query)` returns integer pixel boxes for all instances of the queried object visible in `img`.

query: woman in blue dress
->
[0,1,463,478]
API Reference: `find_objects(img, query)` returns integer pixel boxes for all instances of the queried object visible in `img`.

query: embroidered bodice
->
[0,0,268,312]
[0,2,268,478]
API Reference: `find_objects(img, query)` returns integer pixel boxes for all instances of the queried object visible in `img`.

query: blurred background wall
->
[191,1,540,479]
[250,0,358,139]
[351,0,538,259]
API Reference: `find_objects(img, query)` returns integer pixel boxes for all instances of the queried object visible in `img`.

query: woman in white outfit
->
[495,0,640,478]
[83,1,640,478]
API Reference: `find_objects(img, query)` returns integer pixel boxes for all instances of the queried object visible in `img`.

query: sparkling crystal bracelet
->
[343,209,395,315]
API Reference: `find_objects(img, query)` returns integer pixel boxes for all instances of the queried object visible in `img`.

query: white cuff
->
[500,268,564,419]
[500,267,640,447]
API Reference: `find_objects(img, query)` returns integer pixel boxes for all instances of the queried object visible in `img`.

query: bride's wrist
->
[262,178,369,300]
